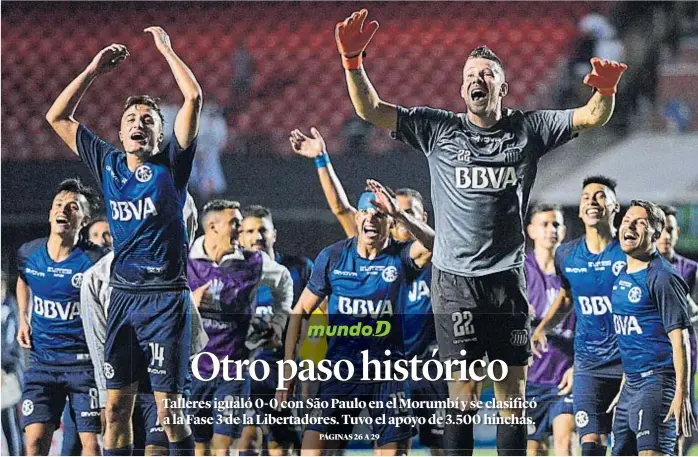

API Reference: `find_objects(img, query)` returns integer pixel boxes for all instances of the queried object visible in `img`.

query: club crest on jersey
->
[71,273,83,288]
[381,266,398,283]
[628,287,642,303]
[510,330,528,346]
[22,399,34,416]
[135,165,153,183]
[104,363,115,379]
[502,147,523,164]
[612,261,626,276]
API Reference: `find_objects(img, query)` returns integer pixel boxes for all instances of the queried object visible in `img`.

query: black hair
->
[395,188,424,207]
[242,205,274,225]
[468,45,504,70]
[202,199,241,224]
[630,199,666,241]
[582,175,618,194]
[528,202,563,223]
[658,204,677,218]
[122,95,165,125]
[55,178,99,219]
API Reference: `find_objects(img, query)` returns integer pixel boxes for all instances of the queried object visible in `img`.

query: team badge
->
[527,423,537,436]
[135,165,153,183]
[502,146,523,164]
[575,410,589,428]
[22,399,34,416]
[612,261,626,276]
[381,266,398,283]
[628,287,642,303]
[509,330,528,347]
[104,363,115,379]
[71,273,83,288]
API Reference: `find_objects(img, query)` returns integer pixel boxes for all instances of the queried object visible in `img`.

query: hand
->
[367,179,398,217]
[87,44,129,75]
[275,363,296,409]
[583,57,628,96]
[17,320,31,349]
[265,321,283,349]
[144,26,173,54]
[289,128,326,159]
[557,367,574,396]
[191,281,212,308]
[335,9,379,69]
[665,390,697,438]
[530,327,548,359]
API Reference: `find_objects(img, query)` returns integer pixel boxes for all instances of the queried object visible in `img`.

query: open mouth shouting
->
[130,129,148,146]
[469,85,488,104]
[620,229,639,249]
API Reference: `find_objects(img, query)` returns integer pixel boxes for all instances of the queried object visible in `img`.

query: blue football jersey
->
[555,237,627,375]
[307,237,419,376]
[255,252,313,362]
[17,238,106,370]
[612,253,690,374]
[76,124,196,291]
[402,266,437,360]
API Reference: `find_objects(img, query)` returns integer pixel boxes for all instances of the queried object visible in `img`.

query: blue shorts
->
[105,289,192,393]
[21,366,101,433]
[409,375,447,448]
[135,393,168,448]
[611,371,677,456]
[573,371,622,438]
[305,378,415,447]
[249,362,300,446]
[526,383,574,442]
[189,378,250,443]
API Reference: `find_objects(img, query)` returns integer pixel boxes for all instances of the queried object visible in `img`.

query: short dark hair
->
[528,202,563,222]
[122,95,164,125]
[582,175,618,194]
[243,205,274,225]
[395,188,424,207]
[468,45,504,70]
[55,178,99,219]
[658,204,677,218]
[202,199,241,224]
[630,199,666,240]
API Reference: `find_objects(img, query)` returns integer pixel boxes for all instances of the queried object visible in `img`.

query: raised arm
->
[530,287,574,357]
[46,44,129,154]
[145,27,203,148]
[290,128,358,236]
[336,10,397,130]
[572,58,627,133]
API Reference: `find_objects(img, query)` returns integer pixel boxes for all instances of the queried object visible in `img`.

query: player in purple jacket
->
[187,200,292,456]
[659,204,698,453]
[524,204,576,456]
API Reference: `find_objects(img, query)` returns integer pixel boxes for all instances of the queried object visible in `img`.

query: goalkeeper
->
[334,8,627,456]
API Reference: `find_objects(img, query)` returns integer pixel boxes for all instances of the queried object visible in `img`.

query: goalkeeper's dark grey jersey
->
[392,106,574,277]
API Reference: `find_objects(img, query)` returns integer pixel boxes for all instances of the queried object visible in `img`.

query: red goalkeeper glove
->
[583,57,628,96]
[335,9,379,70]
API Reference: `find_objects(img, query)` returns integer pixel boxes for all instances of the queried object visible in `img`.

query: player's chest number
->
[452,311,475,337]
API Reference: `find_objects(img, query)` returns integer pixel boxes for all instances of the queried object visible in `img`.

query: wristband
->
[341,51,367,71]
[314,152,331,168]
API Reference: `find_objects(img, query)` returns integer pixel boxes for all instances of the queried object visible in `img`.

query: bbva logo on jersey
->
[455,166,518,190]
[578,296,612,315]
[33,296,80,320]
[614,315,642,335]
[337,297,393,319]
[110,197,158,221]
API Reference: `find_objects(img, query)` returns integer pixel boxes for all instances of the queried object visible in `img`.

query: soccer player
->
[237,205,312,456]
[187,199,292,456]
[45,26,203,455]
[16,179,106,456]
[290,127,446,455]
[335,8,627,455]
[531,177,626,456]
[80,192,204,456]
[611,200,695,455]
[278,179,433,456]
[523,204,575,456]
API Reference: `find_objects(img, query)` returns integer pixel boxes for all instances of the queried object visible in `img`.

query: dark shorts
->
[409,373,447,448]
[135,393,168,448]
[105,289,192,393]
[611,371,677,456]
[189,377,250,442]
[431,266,531,365]
[305,378,415,447]
[249,361,300,446]
[21,366,101,433]
[526,383,574,442]
[573,371,622,439]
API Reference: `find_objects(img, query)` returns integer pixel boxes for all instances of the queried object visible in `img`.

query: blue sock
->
[168,435,195,456]
[581,442,607,456]
[104,444,134,456]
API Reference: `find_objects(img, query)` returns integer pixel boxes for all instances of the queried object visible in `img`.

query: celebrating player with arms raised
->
[46,26,202,455]
[335,8,626,455]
